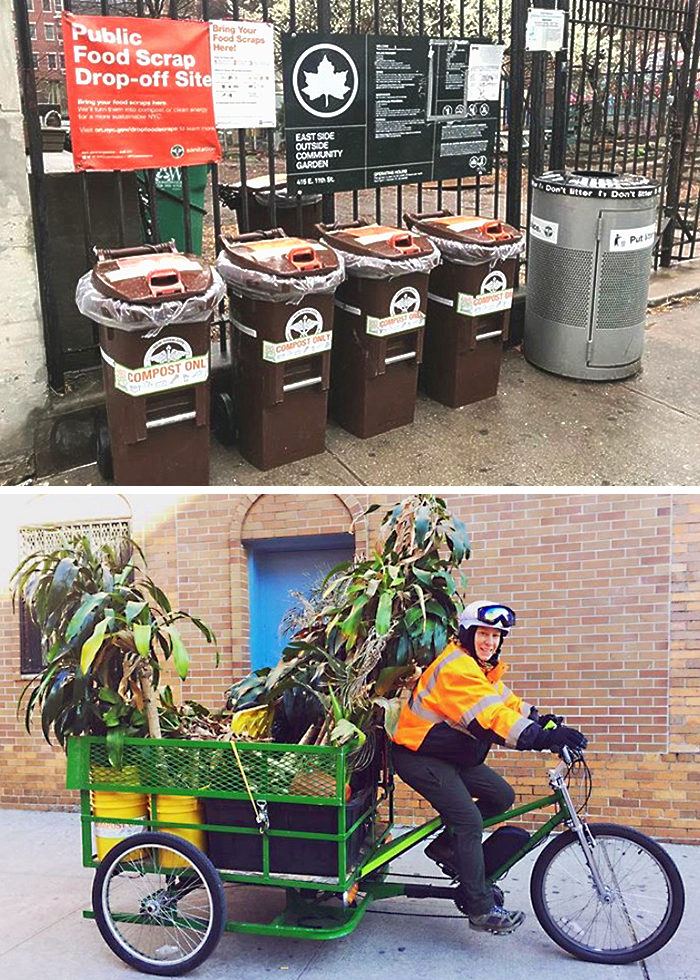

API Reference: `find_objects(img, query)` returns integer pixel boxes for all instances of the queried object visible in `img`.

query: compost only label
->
[262,330,332,363]
[100,347,209,396]
[93,822,142,840]
[456,280,513,317]
[609,224,656,252]
[363,286,425,336]
[63,13,220,170]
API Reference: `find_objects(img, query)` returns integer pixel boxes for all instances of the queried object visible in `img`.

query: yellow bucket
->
[91,763,141,788]
[231,704,275,738]
[90,790,149,861]
[150,795,206,867]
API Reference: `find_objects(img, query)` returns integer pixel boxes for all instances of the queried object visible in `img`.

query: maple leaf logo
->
[301,55,350,108]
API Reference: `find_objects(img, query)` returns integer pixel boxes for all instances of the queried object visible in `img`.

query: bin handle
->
[282,375,323,392]
[483,221,512,241]
[385,351,417,365]
[315,219,371,234]
[389,232,421,255]
[403,209,453,228]
[147,268,186,296]
[146,410,196,430]
[287,245,322,271]
[222,229,287,245]
[94,241,177,262]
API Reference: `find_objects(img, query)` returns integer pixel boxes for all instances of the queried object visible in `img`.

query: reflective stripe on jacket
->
[392,641,537,753]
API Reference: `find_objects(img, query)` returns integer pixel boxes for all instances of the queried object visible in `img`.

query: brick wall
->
[2,491,698,842]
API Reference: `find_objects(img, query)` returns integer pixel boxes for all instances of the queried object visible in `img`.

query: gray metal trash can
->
[524,170,660,380]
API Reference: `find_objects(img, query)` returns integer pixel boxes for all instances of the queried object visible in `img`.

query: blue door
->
[246,533,354,671]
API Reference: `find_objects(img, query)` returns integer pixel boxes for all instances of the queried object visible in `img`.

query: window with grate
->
[18,519,131,675]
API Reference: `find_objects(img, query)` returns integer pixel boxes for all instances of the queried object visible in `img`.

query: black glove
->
[538,713,564,729]
[533,725,587,752]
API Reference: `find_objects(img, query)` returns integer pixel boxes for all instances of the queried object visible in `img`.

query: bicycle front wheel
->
[531,822,684,964]
[92,832,226,976]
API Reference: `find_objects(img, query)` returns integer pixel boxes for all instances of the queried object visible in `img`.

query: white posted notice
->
[467,44,506,102]
[210,20,276,129]
[526,9,567,52]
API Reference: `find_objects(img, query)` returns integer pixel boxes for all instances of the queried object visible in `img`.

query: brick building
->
[26,0,67,105]
[1,491,699,843]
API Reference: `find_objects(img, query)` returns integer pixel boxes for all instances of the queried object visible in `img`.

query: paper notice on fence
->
[466,45,505,102]
[526,9,567,52]
[209,20,276,129]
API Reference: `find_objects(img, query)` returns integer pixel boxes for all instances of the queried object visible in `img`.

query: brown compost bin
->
[404,211,523,407]
[83,242,220,485]
[217,229,343,470]
[318,220,438,439]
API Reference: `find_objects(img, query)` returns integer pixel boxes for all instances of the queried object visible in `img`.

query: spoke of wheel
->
[547,835,671,953]
[106,849,213,963]
[596,839,642,948]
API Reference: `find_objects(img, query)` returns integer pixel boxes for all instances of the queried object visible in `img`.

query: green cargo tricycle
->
[67,734,685,976]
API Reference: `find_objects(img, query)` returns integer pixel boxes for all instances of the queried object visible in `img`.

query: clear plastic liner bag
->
[76,269,225,338]
[216,249,345,303]
[324,239,441,279]
[424,234,525,268]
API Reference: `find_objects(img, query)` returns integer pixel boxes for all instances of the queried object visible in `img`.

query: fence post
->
[506,0,528,229]
[661,0,700,267]
[549,0,570,171]
[316,0,336,225]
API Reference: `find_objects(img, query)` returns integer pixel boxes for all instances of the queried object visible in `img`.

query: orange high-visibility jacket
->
[393,641,538,761]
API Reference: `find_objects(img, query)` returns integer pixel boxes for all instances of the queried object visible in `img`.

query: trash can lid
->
[532,169,660,199]
[220,234,340,277]
[404,211,522,247]
[91,244,213,304]
[319,221,435,260]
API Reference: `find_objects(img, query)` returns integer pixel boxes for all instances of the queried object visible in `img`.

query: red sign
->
[62,13,221,171]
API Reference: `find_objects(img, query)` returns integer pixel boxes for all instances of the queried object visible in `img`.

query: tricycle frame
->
[68,734,570,942]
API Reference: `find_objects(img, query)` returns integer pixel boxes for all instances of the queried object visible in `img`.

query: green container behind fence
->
[138,165,208,254]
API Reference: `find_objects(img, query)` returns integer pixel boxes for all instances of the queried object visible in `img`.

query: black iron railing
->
[13,0,700,390]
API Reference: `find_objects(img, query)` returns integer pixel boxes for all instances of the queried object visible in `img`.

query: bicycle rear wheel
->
[92,831,226,976]
[531,822,684,964]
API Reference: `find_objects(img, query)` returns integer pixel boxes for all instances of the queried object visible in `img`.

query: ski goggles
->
[477,604,516,629]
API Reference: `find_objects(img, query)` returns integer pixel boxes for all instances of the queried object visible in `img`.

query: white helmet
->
[458,601,516,636]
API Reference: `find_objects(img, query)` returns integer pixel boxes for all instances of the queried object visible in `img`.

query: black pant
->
[392,744,515,915]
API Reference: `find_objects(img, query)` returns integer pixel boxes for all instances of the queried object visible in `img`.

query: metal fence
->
[12,0,700,391]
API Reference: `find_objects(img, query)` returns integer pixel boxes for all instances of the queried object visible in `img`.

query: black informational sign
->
[282,34,499,194]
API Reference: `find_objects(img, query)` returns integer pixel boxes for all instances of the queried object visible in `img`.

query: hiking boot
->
[427,834,507,906]
[468,905,525,935]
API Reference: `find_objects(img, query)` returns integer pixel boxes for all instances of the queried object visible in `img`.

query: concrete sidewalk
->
[0,808,695,980]
[37,291,700,488]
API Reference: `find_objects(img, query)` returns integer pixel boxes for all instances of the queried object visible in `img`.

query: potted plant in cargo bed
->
[226,494,471,756]
[12,534,218,771]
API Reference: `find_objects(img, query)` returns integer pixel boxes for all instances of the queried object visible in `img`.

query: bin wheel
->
[95,422,114,481]
[211,390,236,446]
[92,831,226,977]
